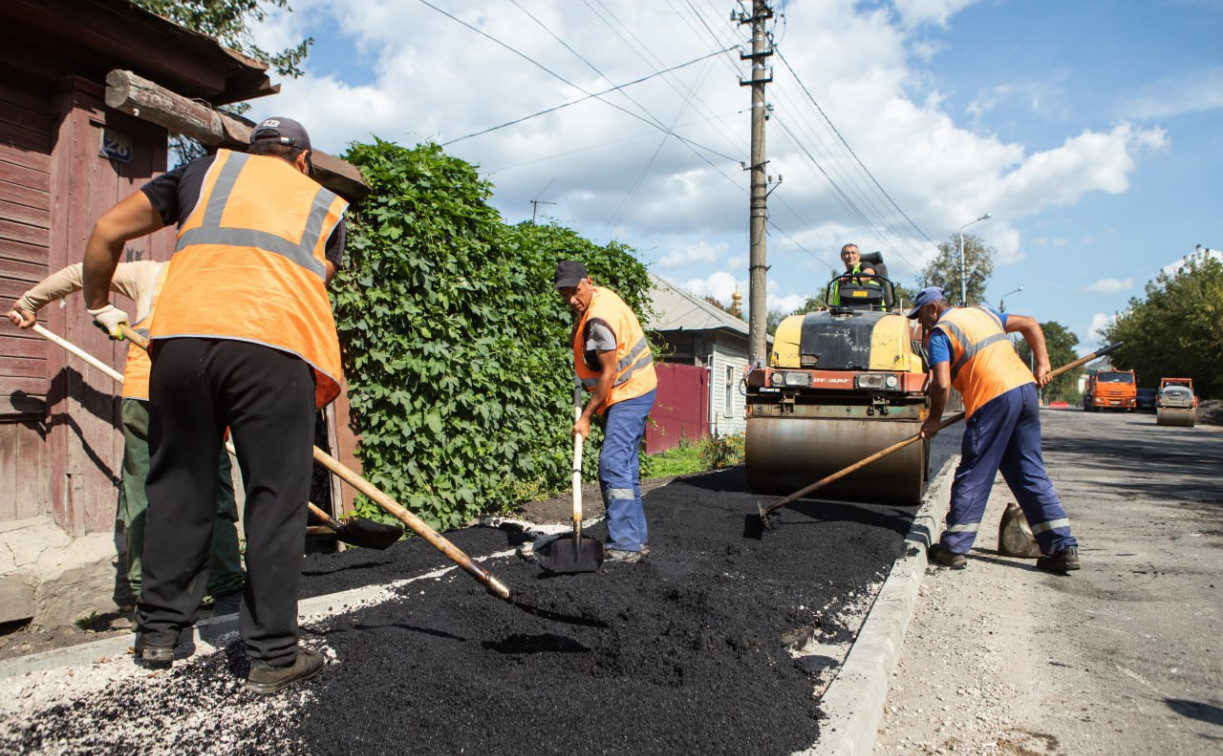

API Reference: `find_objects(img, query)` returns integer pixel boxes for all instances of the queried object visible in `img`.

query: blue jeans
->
[941,383,1077,555]
[599,389,655,552]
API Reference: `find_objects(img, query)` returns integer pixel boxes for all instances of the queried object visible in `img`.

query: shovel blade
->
[334,518,405,550]
[547,535,604,574]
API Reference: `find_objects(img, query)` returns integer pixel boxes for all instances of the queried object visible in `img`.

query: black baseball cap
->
[554,260,588,289]
[250,117,312,151]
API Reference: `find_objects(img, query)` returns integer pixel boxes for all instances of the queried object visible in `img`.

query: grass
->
[646,440,706,477]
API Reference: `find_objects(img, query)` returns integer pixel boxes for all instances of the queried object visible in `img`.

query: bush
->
[700,433,745,469]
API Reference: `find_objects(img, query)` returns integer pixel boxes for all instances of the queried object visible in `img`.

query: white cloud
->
[683,271,743,305]
[1122,68,1223,120]
[659,240,726,269]
[1087,312,1116,339]
[1084,278,1133,294]
[891,0,984,28]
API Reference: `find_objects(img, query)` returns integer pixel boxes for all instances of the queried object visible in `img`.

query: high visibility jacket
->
[932,306,1033,418]
[122,262,171,401]
[149,149,348,407]
[572,286,657,414]
[830,263,881,308]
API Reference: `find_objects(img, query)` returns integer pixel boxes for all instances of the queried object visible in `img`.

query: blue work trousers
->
[940,383,1077,555]
[599,389,655,552]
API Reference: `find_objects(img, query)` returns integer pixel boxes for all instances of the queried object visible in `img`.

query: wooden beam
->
[105,70,369,203]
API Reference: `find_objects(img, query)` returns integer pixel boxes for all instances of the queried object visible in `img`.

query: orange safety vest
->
[932,306,1033,419]
[149,149,348,407]
[572,286,657,414]
[121,262,171,401]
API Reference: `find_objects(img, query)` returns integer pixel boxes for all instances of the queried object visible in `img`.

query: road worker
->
[82,117,346,693]
[555,260,657,563]
[910,287,1080,573]
[7,264,245,618]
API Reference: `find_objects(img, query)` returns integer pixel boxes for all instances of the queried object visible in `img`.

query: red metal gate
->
[645,363,709,453]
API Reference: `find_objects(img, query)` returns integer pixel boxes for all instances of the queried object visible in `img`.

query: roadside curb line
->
[799,455,957,756]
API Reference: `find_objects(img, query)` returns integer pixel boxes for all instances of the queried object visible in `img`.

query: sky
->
[244,0,1223,355]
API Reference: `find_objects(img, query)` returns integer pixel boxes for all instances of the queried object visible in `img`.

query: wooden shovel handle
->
[116,323,511,600]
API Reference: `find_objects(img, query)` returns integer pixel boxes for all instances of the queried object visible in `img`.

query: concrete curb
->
[799,455,957,756]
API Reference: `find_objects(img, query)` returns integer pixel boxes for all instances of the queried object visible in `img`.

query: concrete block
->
[0,574,36,624]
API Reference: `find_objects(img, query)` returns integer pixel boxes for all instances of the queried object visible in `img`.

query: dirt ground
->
[874,407,1223,755]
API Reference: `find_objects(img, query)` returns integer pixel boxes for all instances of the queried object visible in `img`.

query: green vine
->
[332,139,653,529]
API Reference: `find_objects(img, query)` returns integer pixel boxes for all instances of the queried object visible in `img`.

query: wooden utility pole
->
[738,0,773,365]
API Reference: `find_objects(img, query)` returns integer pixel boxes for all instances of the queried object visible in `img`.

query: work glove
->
[87,304,130,340]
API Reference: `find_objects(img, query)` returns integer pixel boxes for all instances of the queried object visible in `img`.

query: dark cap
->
[554,260,588,289]
[906,286,948,318]
[250,117,311,151]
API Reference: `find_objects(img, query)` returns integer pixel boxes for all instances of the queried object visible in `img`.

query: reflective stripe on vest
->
[121,262,171,401]
[830,263,880,308]
[933,306,1033,419]
[149,149,347,408]
[573,286,658,414]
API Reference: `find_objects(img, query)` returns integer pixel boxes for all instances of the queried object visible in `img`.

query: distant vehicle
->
[1158,377,1198,407]
[1157,382,1197,427]
[1082,370,1137,412]
[1136,387,1157,412]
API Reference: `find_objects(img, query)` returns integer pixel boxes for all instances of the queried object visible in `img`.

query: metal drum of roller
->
[744,267,930,506]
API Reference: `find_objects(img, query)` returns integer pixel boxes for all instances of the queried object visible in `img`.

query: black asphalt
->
[5,432,960,756]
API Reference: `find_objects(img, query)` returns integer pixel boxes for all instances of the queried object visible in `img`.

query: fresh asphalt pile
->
[2,466,928,756]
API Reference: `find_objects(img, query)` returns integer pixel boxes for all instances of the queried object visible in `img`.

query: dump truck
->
[1082,369,1137,411]
[1156,378,1197,427]
[743,269,930,506]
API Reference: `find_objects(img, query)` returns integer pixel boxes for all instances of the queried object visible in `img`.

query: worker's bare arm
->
[921,361,951,439]
[1004,314,1053,387]
[574,349,617,440]
[82,192,164,310]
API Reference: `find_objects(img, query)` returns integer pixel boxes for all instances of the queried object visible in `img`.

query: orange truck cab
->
[1082,369,1137,411]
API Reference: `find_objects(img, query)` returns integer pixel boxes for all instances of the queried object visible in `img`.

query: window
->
[725,364,734,417]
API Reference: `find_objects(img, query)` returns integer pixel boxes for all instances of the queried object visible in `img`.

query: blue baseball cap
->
[906,286,948,319]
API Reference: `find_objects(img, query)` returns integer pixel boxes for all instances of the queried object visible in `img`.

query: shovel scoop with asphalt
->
[547,384,604,573]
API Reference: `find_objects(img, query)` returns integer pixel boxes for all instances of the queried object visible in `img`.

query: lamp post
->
[998,286,1023,312]
[957,212,992,306]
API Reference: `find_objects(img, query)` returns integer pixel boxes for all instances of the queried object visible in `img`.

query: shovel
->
[748,342,1122,535]
[546,381,604,573]
[32,323,403,551]
[113,325,603,626]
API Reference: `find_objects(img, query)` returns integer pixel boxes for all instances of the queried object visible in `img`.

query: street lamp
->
[958,212,992,306]
[998,286,1023,312]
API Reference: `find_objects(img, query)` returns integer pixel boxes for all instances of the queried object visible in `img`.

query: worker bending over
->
[7,264,244,619]
[555,261,657,563]
[910,287,1079,573]
[83,117,347,693]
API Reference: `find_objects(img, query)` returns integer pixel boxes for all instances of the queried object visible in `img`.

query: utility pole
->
[529,199,556,223]
[738,0,773,366]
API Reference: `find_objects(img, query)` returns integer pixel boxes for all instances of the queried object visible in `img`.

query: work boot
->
[134,627,195,668]
[603,548,643,564]
[927,543,967,570]
[245,647,325,695]
[1036,546,1080,574]
[209,591,242,617]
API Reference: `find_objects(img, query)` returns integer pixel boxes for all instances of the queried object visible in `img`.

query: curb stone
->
[796,455,957,756]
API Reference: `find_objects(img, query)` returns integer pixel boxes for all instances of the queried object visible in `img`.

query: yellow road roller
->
[1156,378,1197,427]
[744,273,930,505]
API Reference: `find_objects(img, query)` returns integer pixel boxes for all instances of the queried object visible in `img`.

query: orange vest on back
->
[572,286,657,414]
[122,262,171,401]
[149,149,348,407]
[933,306,1034,418]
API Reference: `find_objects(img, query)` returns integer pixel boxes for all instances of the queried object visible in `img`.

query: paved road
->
[875,407,1223,755]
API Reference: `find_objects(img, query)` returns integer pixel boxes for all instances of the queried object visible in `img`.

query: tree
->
[1015,321,1081,402]
[1101,252,1223,399]
[921,233,995,307]
[131,0,311,76]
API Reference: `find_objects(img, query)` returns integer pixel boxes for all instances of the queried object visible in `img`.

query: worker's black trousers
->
[137,338,315,666]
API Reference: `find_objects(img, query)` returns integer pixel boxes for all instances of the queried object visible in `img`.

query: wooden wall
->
[0,75,172,535]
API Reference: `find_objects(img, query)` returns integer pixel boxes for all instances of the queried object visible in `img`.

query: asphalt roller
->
[744,274,930,506]
[1156,383,1197,427]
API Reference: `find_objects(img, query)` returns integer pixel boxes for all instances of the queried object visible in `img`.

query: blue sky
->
[247,0,1223,354]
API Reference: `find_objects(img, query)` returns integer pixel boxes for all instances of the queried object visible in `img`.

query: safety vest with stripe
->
[122,261,171,401]
[931,306,1034,419]
[149,149,348,408]
[572,286,657,414]
[830,263,881,308]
